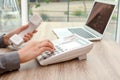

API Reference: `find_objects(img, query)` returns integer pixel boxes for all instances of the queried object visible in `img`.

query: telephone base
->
[78,55,87,60]
[37,34,93,66]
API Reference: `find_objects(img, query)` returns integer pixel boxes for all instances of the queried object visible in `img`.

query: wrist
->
[3,34,10,46]
[18,50,25,63]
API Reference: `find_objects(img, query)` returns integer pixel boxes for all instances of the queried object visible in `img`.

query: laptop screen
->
[86,2,115,34]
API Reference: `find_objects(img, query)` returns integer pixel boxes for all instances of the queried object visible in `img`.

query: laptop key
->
[68,28,95,38]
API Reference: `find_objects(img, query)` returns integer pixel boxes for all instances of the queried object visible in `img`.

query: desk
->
[0,22,120,80]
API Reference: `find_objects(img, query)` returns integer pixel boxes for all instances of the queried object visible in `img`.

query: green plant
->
[41,13,49,21]
[44,0,50,3]
[35,3,40,8]
[29,8,33,15]
[112,15,117,20]
[35,0,51,8]
[64,11,69,15]
[71,10,87,17]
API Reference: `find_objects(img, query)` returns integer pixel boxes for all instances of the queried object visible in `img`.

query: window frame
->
[116,0,120,45]
[21,0,28,25]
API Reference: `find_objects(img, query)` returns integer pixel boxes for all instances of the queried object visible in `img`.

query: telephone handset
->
[36,34,93,66]
[9,15,42,49]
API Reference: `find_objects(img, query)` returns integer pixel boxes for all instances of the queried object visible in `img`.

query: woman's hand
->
[3,24,37,46]
[18,40,55,63]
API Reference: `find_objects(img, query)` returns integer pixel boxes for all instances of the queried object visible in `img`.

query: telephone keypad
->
[39,45,65,61]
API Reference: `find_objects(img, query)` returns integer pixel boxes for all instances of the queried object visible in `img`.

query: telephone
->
[36,34,93,66]
[9,15,42,49]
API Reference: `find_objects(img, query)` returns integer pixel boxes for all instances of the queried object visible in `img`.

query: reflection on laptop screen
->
[86,2,115,34]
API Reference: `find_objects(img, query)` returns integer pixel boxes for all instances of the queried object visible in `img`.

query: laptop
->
[52,0,117,41]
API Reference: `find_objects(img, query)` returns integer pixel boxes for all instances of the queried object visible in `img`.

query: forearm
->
[0,35,20,74]
[0,51,20,75]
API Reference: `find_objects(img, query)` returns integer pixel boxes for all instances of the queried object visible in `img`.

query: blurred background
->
[0,0,118,41]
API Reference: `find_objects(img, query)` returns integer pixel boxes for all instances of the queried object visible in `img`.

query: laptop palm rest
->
[53,28,73,38]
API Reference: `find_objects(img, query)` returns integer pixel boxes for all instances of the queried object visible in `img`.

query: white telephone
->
[36,34,93,66]
[9,15,42,49]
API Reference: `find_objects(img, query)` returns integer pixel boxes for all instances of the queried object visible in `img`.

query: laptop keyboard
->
[68,28,95,38]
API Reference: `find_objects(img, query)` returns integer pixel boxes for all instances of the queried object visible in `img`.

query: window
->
[0,0,21,35]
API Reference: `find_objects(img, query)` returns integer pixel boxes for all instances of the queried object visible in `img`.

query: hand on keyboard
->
[18,40,54,63]
[38,44,65,61]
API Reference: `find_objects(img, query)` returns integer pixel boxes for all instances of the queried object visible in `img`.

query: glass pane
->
[28,0,68,21]
[0,0,21,35]
[69,1,92,22]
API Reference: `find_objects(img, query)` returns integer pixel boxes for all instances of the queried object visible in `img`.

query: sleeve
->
[0,35,8,48]
[0,51,20,74]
